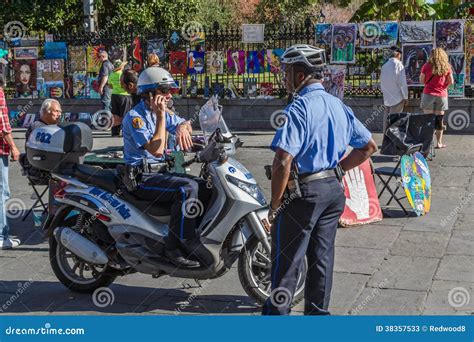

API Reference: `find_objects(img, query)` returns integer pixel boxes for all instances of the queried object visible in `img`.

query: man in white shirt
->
[380,46,408,133]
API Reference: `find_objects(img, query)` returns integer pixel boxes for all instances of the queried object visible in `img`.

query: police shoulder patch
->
[132,117,144,129]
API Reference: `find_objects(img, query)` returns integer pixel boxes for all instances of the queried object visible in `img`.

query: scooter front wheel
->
[238,235,306,306]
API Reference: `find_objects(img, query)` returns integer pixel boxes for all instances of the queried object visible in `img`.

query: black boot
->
[164,248,200,268]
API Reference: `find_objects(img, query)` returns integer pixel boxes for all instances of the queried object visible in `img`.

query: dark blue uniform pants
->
[133,173,201,250]
[262,177,346,315]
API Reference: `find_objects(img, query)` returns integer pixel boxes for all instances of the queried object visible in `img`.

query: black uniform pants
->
[262,177,346,315]
[133,173,202,250]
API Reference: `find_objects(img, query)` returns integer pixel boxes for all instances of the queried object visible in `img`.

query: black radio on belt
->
[286,163,302,199]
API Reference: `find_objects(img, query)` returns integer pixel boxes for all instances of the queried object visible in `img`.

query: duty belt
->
[299,169,337,184]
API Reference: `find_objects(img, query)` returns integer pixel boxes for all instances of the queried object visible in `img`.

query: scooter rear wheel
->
[238,235,305,306]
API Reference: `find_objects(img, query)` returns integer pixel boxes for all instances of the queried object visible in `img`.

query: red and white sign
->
[339,159,382,227]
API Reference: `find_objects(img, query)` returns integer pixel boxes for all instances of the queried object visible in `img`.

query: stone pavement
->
[0,130,473,315]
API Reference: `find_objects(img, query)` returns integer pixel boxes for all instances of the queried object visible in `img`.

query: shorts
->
[420,93,448,112]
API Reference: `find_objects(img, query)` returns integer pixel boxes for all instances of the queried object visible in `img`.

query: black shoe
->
[183,239,213,266]
[164,248,200,268]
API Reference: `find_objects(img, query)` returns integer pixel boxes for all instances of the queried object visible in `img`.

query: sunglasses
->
[157,87,171,94]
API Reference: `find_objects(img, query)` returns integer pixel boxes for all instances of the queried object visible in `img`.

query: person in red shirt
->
[420,48,454,149]
[0,74,21,249]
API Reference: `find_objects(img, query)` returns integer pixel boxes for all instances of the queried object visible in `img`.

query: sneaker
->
[0,238,21,249]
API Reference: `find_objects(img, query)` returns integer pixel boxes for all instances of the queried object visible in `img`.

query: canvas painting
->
[187,51,205,74]
[448,53,465,98]
[435,20,463,53]
[227,50,245,75]
[44,42,67,60]
[13,60,37,98]
[402,43,433,86]
[266,48,284,74]
[89,76,101,99]
[466,21,474,85]
[331,23,357,64]
[359,21,398,48]
[108,45,126,62]
[206,51,224,74]
[147,39,165,59]
[73,72,88,99]
[13,47,39,60]
[69,46,87,72]
[246,50,265,73]
[130,37,143,72]
[315,23,332,45]
[169,51,187,74]
[87,45,105,73]
[323,65,346,100]
[399,21,433,43]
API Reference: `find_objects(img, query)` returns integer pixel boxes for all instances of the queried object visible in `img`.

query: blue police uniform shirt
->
[271,82,372,174]
[122,99,185,165]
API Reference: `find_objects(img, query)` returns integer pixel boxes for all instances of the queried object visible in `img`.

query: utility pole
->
[83,0,97,32]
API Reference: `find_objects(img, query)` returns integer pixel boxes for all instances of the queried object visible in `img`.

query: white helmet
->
[137,67,178,95]
[280,44,326,70]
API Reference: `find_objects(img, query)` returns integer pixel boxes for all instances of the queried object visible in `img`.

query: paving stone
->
[368,255,439,291]
[334,247,386,275]
[402,214,455,233]
[329,272,370,315]
[435,255,474,283]
[390,231,450,258]
[445,230,474,256]
[336,225,401,250]
[423,280,474,315]
[350,288,426,315]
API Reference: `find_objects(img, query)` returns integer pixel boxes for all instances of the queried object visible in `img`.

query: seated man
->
[25,98,62,141]
[122,66,199,268]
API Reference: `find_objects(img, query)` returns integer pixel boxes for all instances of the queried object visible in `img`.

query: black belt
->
[299,169,337,184]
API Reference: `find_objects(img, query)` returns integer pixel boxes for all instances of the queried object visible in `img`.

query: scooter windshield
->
[198,95,230,143]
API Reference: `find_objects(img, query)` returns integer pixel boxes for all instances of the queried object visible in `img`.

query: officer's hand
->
[151,95,167,119]
[176,123,193,151]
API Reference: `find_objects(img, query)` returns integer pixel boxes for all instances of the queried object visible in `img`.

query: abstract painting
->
[147,39,165,59]
[323,65,346,100]
[86,45,105,73]
[315,23,332,45]
[206,51,224,74]
[68,46,87,72]
[227,50,245,75]
[246,50,265,73]
[73,72,88,98]
[466,21,474,85]
[169,51,187,74]
[399,21,433,43]
[402,43,433,86]
[448,53,465,98]
[187,51,205,74]
[359,21,398,48]
[331,23,357,64]
[266,48,284,74]
[435,20,463,53]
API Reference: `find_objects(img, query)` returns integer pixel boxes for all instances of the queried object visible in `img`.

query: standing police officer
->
[263,45,377,315]
[122,66,200,268]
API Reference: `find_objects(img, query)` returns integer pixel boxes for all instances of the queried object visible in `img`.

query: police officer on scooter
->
[263,45,377,315]
[121,66,200,268]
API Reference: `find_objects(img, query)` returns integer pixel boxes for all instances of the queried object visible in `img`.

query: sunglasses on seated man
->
[156,86,171,94]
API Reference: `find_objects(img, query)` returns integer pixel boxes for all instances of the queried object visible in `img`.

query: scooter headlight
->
[226,175,267,206]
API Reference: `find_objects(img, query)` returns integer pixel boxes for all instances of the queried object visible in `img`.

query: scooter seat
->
[73,164,120,194]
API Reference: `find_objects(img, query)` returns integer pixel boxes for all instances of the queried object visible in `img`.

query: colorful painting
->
[89,76,100,99]
[246,50,265,73]
[466,21,474,85]
[206,51,224,74]
[323,65,346,100]
[260,82,273,96]
[44,42,67,60]
[13,60,37,98]
[331,23,357,64]
[45,81,64,99]
[435,20,463,53]
[169,51,187,74]
[266,49,284,74]
[147,39,165,59]
[187,51,205,74]
[243,78,257,98]
[402,43,433,86]
[315,23,332,45]
[73,72,88,98]
[86,45,105,73]
[399,21,433,43]
[190,31,205,49]
[359,21,398,48]
[69,46,87,72]
[401,152,431,216]
[130,37,143,72]
[227,50,245,75]
[13,47,39,60]
[448,53,465,98]
[108,45,126,62]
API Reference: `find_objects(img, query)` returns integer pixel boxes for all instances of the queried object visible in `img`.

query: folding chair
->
[19,153,49,221]
[374,144,423,216]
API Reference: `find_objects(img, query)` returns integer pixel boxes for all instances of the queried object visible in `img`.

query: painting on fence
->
[466,21,474,85]
[266,48,284,74]
[86,45,105,73]
[169,51,187,74]
[359,21,398,48]
[435,20,464,53]
[315,23,332,45]
[206,51,224,74]
[399,21,433,43]
[448,53,465,98]
[187,51,205,74]
[246,50,265,73]
[13,60,37,98]
[331,23,357,64]
[323,65,346,100]
[227,50,246,75]
[402,43,433,86]
[69,46,86,72]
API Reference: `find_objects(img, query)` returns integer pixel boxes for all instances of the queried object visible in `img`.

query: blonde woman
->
[420,48,454,149]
